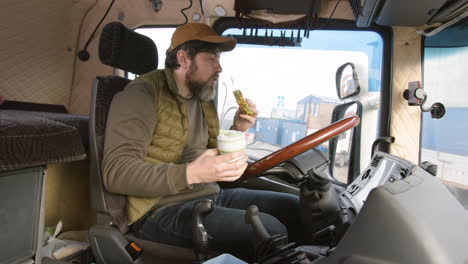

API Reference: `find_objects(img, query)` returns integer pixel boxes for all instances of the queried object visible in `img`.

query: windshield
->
[217,27,383,182]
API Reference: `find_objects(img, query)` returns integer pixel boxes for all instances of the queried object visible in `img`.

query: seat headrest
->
[99,22,158,75]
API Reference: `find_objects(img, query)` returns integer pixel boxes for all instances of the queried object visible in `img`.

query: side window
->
[422,22,468,207]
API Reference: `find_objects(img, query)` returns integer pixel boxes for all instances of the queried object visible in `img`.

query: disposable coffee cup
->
[217,129,246,155]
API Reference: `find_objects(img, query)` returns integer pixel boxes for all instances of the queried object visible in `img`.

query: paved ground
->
[421,148,468,189]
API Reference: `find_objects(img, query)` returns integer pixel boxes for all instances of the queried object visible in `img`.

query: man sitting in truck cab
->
[102,23,302,261]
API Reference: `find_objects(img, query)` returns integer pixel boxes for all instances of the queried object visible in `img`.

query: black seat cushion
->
[90,76,131,233]
[94,76,131,152]
[0,110,87,171]
[99,22,158,75]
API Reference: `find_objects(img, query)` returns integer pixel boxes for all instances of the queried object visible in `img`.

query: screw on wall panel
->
[117,11,125,21]
[151,0,162,12]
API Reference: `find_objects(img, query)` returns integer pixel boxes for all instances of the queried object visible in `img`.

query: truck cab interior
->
[1,0,468,264]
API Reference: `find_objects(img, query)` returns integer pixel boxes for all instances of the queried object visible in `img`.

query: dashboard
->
[245,140,418,218]
[341,151,415,211]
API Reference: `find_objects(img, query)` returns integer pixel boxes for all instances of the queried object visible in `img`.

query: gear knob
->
[192,199,214,263]
[245,205,270,242]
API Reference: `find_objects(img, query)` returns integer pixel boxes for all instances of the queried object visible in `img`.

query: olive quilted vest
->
[127,69,219,223]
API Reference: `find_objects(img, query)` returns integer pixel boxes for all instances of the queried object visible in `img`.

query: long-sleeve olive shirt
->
[102,69,219,214]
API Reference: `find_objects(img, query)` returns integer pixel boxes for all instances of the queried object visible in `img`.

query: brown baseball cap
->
[170,23,236,51]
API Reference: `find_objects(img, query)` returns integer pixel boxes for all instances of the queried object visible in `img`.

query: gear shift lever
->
[301,167,349,246]
[245,205,308,263]
[245,205,270,242]
[192,199,213,263]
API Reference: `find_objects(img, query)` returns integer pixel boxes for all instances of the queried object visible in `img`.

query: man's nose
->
[215,60,222,73]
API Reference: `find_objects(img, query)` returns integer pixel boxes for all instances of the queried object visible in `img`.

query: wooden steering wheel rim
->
[241,115,360,180]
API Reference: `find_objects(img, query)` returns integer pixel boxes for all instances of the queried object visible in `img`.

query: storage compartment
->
[0,167,44,264]
[0,110,87,171]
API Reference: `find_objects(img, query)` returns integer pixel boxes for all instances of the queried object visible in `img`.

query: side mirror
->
[329,101,362,183]
[336,63,360,100]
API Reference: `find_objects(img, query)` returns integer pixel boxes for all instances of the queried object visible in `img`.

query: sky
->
[218,46,368,117]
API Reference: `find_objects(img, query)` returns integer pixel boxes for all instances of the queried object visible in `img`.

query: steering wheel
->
[241,115,360,180]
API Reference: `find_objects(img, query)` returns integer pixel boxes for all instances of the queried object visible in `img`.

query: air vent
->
[371,155,382,167]
[362,169,372,179]
[349,183,360,195]
[347,0,384,27]
[348,0,363,19]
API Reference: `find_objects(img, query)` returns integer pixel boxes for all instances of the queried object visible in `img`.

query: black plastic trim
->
[330,101,363,183]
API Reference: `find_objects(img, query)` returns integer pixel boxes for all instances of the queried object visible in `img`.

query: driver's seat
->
[88,22,195,264]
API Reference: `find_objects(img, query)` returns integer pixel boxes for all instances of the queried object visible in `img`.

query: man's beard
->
[185,63,217,102]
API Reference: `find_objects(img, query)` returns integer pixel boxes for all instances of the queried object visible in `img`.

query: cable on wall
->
[78,0,116,61]
[179,0,193,25]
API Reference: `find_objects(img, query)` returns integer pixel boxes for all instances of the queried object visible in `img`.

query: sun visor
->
[425,17,468,47]
[350,0,452,27]
[375,0,447,26]
[234,0,320,17]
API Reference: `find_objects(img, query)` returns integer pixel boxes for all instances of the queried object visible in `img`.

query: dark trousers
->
[133,188,301,261]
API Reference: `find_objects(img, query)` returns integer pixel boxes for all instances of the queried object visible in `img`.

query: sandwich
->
[233,90,254,116]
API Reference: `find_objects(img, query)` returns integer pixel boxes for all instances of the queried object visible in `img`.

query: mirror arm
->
[371,137,395,157]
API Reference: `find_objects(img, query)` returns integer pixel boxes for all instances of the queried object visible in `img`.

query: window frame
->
[213,17,393,183]
[213,17,393,150]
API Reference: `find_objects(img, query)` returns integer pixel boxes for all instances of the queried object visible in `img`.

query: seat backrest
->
[89,21,158,233]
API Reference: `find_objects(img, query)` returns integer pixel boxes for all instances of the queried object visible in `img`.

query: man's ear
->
[176,50,189,69]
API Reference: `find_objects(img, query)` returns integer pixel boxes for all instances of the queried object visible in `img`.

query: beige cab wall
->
[1,0,99,235]
[389,27,423,164]
[69,0,205,114]
[1,0,96,109]
[45,160,95,233]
